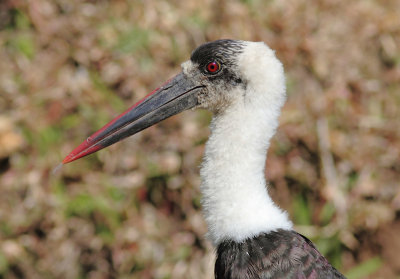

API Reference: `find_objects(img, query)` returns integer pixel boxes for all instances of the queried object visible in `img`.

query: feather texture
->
[215,230,346,279]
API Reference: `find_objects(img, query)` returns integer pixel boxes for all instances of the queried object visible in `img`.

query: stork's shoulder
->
[215,229,346,279]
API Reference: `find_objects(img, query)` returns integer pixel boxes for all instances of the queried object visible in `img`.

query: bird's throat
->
[200,101,292,246]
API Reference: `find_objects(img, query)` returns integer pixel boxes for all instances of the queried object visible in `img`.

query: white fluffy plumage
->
[197,42,292,245]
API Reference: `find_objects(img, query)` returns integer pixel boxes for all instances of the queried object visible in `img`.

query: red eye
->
[206,61,220,73]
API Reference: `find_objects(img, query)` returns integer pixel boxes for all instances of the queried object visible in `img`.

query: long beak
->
[62,73,204,164]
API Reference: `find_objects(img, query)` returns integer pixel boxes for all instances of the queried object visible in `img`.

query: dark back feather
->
[215,229,346,279]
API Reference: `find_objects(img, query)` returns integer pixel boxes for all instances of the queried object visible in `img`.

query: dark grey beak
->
[63,73,204,164]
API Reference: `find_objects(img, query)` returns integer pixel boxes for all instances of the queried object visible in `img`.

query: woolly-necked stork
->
[63,40,345,279]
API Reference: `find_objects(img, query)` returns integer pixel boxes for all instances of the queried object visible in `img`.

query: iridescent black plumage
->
[215,230,345,279]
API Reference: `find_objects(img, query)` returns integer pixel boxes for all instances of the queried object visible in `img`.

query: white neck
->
[200,85,292,246]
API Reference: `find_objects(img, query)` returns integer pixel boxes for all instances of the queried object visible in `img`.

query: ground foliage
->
[0,0,399,278]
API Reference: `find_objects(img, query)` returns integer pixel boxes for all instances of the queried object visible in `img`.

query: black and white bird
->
[63,39,346,279]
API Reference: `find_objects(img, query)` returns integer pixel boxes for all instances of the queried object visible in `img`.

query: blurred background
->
[0,0,399,278]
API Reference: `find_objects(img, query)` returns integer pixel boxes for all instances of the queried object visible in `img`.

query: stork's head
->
[185,40,285,113]
[62,40,286,163]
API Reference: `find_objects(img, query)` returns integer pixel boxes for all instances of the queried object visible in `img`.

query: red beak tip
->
[62,154,74,164]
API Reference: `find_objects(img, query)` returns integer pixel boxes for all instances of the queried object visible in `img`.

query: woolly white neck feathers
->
[199,42,292,246]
